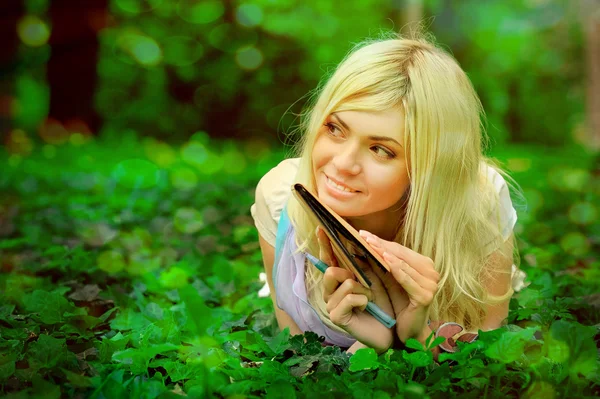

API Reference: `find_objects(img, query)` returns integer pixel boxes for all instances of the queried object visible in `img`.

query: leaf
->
[98,332,130,363]
[160,267,190,289]
[265,327,291,355]
[404,338,424,351]
[179,284,214,335]
[68,284,101,302]
[546,320,598,379]
[112,343,179,374]
[31,374,62,399]
[22,290,75,325]
[349,348,379,372]
[0,352,16,380]
[110,308,149,331]
[0,304,15,320]
[161,360,200,382]
[96,250,125,274]
[27,334,71,370]
[265,381,297,399]
[402,350,433,368]
[484,327,537,363]
[426,336,446,350]
[60,368,93,388]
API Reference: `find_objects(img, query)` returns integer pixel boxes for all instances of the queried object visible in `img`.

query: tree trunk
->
[47,0,109,135]
[394,0,424,33]
[0,0,24,137]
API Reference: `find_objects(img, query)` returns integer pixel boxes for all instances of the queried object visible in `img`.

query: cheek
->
[366,167,409,195]
[311,136,331,169]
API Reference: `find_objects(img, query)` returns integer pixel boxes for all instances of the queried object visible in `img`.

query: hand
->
[316,227,394,353]
[359,230,440,344]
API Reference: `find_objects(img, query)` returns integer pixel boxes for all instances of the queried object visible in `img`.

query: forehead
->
[331,107,405,140]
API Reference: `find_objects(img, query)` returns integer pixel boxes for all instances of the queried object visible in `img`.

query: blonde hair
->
[285,32,520,334]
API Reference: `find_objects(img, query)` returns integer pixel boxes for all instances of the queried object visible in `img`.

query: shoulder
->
[250,158,300,246]
[257,157,300,212]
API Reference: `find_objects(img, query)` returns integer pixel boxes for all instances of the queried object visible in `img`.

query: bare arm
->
[414,235,515,360]
[480,234,514,330]
[258,234,303,336]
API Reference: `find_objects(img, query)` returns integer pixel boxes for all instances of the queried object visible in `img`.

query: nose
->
[332,142,362,175]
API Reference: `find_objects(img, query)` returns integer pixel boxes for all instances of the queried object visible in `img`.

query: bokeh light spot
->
[6,129,34,156]
[236,4,263,27]
[14,75,50,130]
[181,141,208,167]
[198,151,224,175]
[39,118,70,145]
[42,144,56,159]
[8,155,22,168]
[243,139,271,160]
[111,158,160,189]
[523,188,544,214]
[115,0,164,14]
[69,133,86,146]
[507,158,532,172]
[144,139,177,167]
[548,167,590,192]
[190,131,210,145]
[130,36,162,66]
[568,202,597,225]
[97,250,126,274]
[559,232,590,257]
[170,166,198,190]
[178,0,225,24]
[163,36,204,66]
[222,148,246,174]
[174,207,204,234]
[235,46,263,70]
[17,15,51,47]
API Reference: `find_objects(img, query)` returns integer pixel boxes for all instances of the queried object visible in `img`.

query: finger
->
[329,294,369,328]
[325,279,373,313]
[322,266,355,301]
[385,254,435,306]
[360,231,439,281]
[316,226,338,268]
[382,251,438,292]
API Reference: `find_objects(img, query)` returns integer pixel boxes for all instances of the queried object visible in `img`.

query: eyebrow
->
[331,114,402,147]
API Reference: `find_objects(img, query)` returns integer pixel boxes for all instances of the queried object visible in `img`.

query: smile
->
[326,176,359,193]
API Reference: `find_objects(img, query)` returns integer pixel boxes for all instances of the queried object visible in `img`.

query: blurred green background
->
[1,0,598,149]
[1,1,600,397]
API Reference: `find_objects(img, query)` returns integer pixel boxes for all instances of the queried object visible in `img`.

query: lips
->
[326,174,360,192]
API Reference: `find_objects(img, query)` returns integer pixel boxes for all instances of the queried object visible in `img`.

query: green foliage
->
[88,0,587,146]
[0,135,598,398]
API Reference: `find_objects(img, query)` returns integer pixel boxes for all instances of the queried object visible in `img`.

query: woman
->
[251,33,524,356]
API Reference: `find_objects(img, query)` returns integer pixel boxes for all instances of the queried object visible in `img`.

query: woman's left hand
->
[359,230,441,344]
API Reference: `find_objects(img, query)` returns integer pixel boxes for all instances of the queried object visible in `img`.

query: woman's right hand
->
[317,227,394,353]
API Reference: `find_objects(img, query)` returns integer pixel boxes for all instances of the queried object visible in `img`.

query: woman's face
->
[311,107,409,218]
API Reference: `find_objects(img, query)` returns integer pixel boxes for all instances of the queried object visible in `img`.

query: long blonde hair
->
[285,32,520,334]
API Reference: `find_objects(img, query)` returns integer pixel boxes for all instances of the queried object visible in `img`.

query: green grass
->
[0,134,598,398]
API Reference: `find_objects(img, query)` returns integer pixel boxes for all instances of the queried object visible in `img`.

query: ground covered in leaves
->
[0,134,599,398]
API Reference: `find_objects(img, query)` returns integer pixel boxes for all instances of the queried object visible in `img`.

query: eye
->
[324,122,343,138]
[371,145,396,159]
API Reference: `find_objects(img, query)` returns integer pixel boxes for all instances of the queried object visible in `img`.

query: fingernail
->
[382,252,391,261]
[359,230,369,238]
